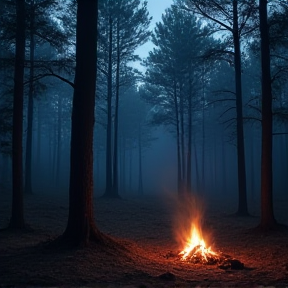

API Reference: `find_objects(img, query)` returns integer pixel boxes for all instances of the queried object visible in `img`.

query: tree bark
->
[120,135,126,193]
[201,66,206,192]
[10,0,26,229]
[186,74,192,192]
[112,17,121,198]
[104,15,113,197]
[24,0,35,195]
[233,0,248,215]
[63,0,103,246]
[129,146,132,192]
[174,81,182,195]
[55,94,62,186]
[36,101,42,169]
[259,0,276,228]
[179,85,186,191]
[138,125,143,195]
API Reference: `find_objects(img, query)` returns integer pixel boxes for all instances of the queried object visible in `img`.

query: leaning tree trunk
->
[259,0,276,229]
[10,0,26,229]
[233,0,248,216]
[63,0,103,246]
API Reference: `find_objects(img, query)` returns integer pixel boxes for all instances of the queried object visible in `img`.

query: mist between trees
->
[0,0,287,230]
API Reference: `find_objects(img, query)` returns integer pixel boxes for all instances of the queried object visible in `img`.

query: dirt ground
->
[0,190,288,288]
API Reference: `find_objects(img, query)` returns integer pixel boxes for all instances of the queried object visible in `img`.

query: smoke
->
[172,192,211,249]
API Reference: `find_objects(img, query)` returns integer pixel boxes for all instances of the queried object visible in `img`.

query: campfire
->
[174,194,244,269]
[178,223,220,265]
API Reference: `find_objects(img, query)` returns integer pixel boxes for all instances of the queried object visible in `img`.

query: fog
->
[0,0,287,213]
[1,1,288,286]
[1,70,287,206]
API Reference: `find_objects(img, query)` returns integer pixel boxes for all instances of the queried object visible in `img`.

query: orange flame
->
[179,223,219,263]
[174,194,219,264]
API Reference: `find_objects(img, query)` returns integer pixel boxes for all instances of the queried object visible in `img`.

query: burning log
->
[177,248,244,269]
[165,250,245,270]
[178,223,220,264]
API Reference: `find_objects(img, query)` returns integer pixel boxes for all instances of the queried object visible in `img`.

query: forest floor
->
[0,190,288,288]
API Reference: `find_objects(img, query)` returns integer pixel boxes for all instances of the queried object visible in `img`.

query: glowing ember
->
[179,223,219,264]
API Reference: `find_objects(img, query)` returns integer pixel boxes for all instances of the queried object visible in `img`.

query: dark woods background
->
[0,0,288,233]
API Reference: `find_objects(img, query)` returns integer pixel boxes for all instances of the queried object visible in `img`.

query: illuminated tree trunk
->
[259,0,276,229]
[62,0,103,245]
[10,0,26,229]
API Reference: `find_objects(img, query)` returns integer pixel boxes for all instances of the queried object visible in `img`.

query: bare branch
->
[273,132,288,136]
[207,98,235,106]
[181,1,233,32]
[24,71,75,88]
[219,106,235,119]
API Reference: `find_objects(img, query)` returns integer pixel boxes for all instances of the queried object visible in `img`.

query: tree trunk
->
[63,0,103,246]
[201,67,206,192]
[138,125,143,195]
[55,94,62,186]
[112,18,120,198]
[129,147,132,192]
[10,0,26,229]
[259,0,276,229]
[186,76,192,192]
[24,1,35,195]
[36,100,42,169]
[193,141,199,191]
[250,128,255,202]
[221,133,226,195]
[52,121,57,185]
[180,85,186,191]
[104,15,113,197]
[233,0,248,215]
[174,82,182,195]
[120,135,126,193]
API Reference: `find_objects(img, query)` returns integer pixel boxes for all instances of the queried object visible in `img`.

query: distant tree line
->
[0,0,287,246]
